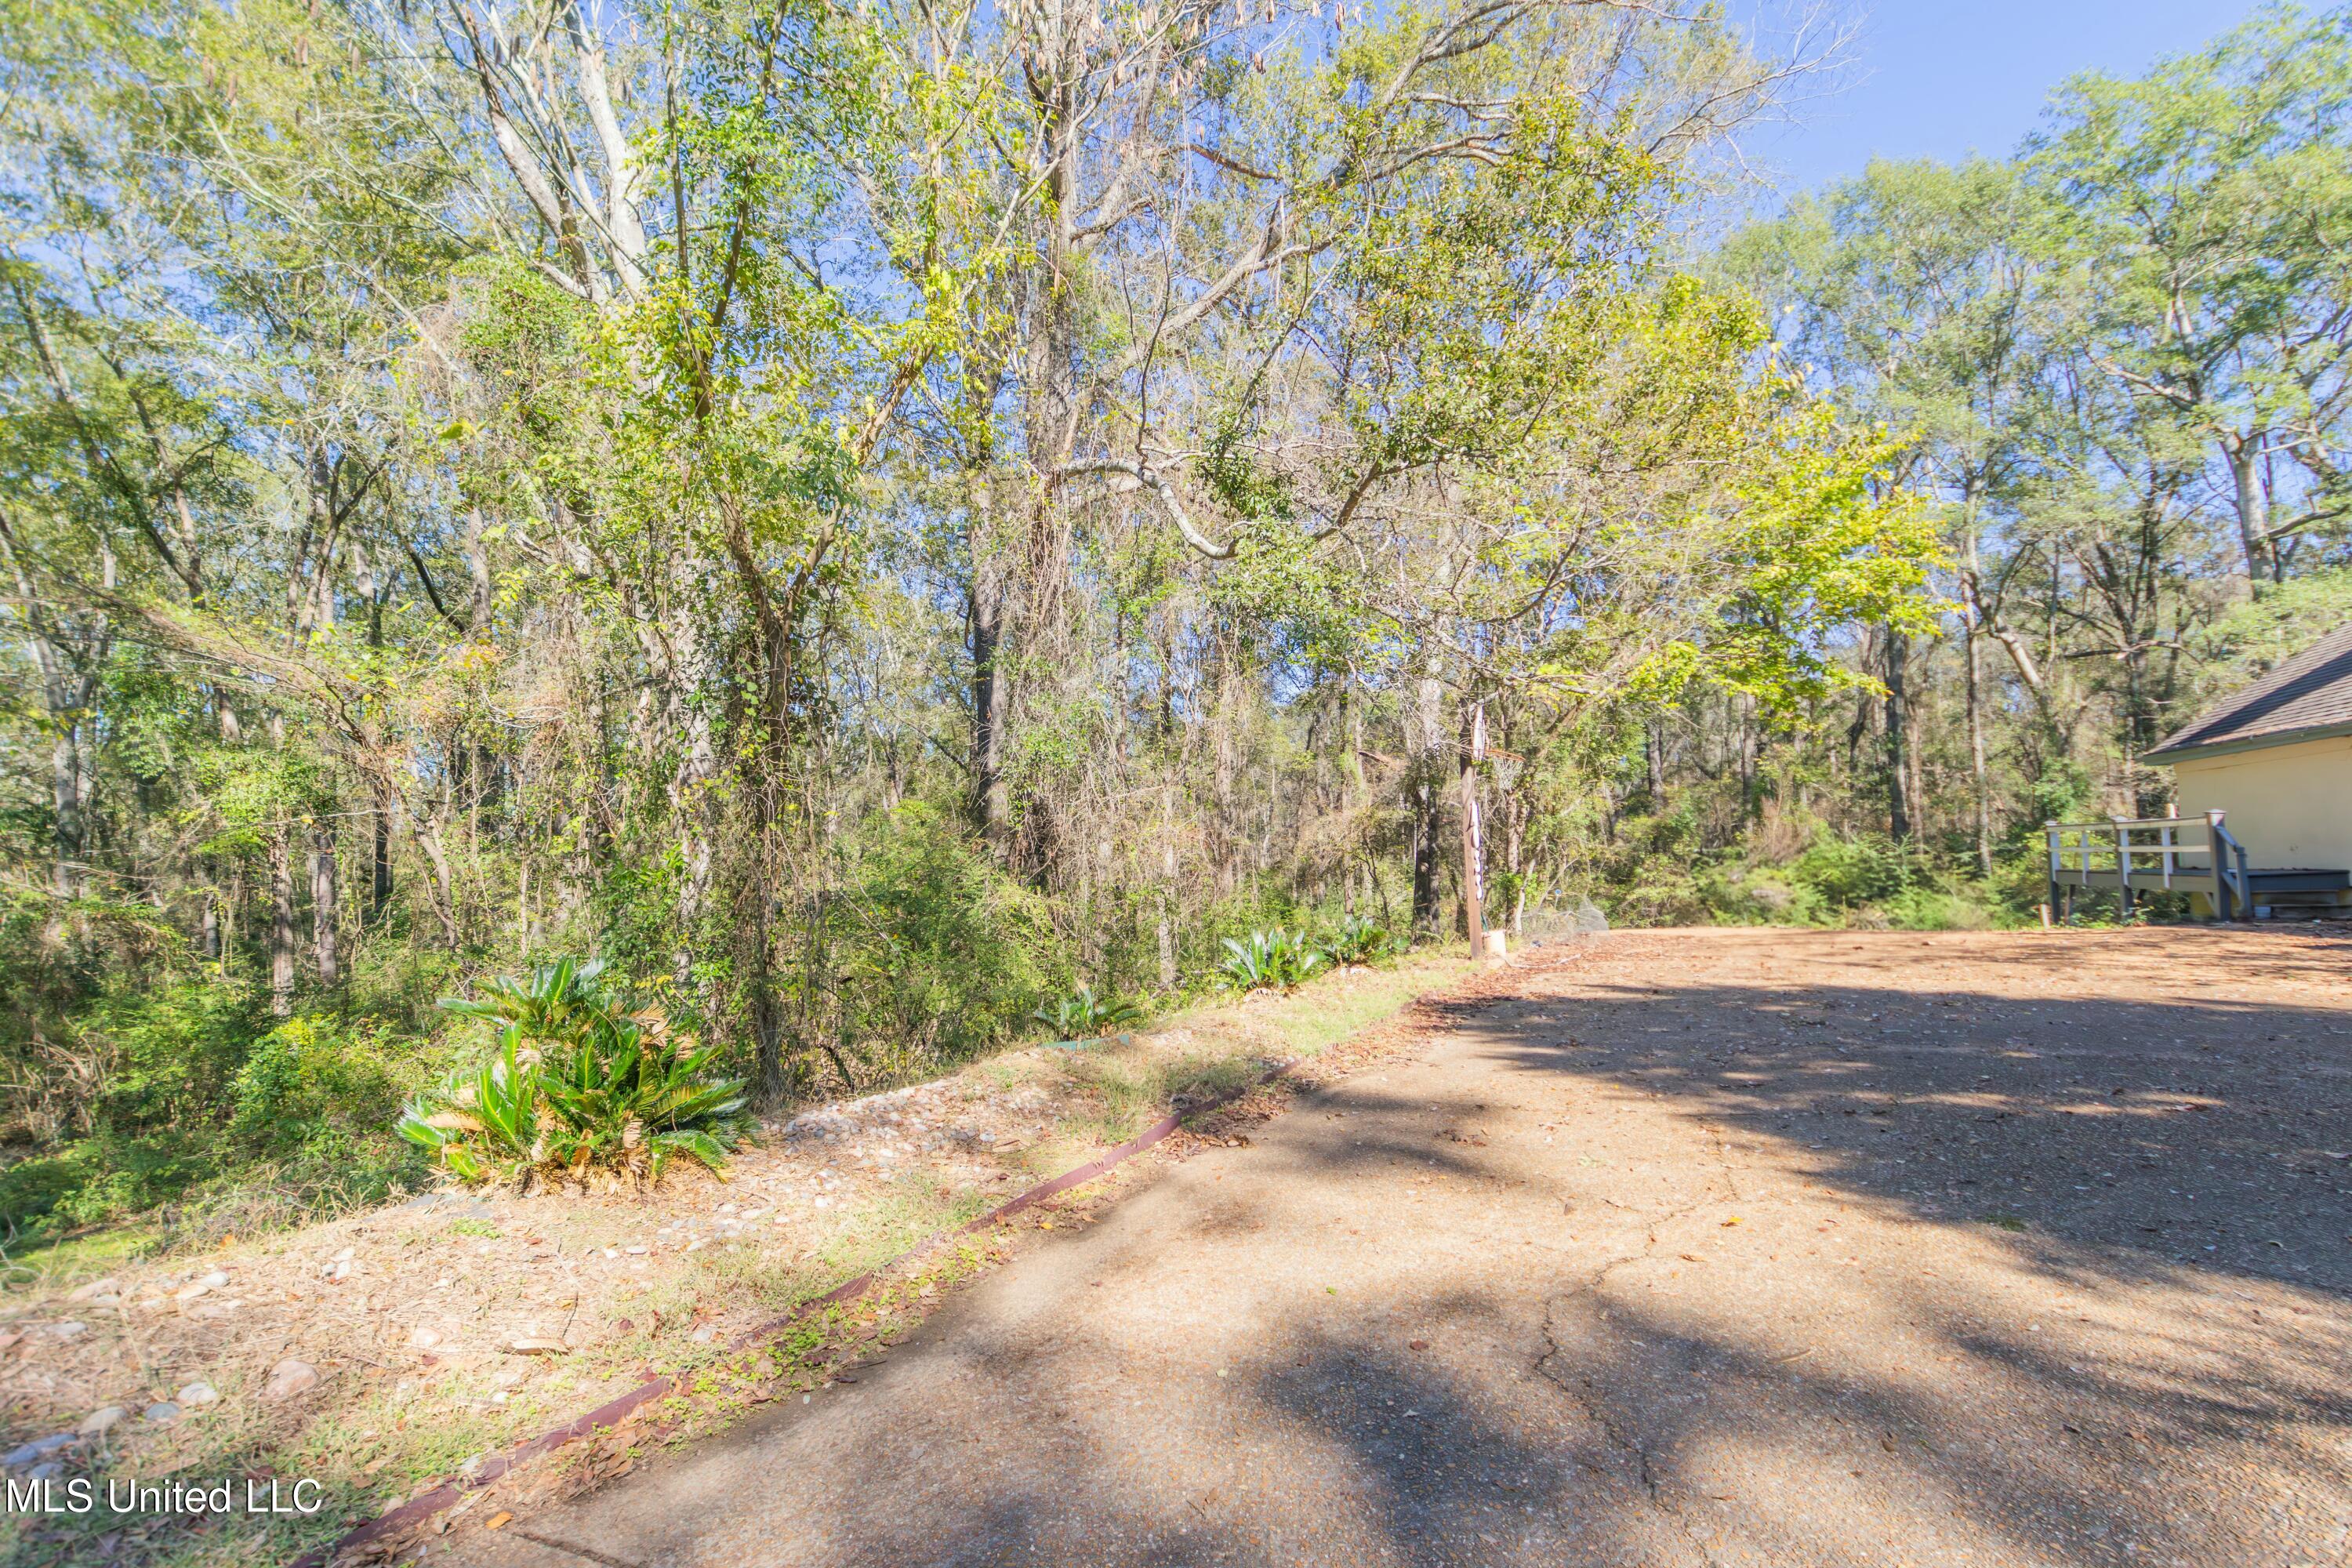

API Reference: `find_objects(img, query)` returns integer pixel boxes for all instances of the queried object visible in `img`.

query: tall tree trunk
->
[311,825,339,986]
[969,560,1010,850]
[201,860,220,960]
[268,828,296,1016]
[1408,666,1445,931]
[223,863,241,975]
[412,818,460,948]
[1342,673,1368,915]
[1883,627,1911,843]
[1736,696,1758,820]
[1960,556,1994,877]
[1211,676,1238,896]
[2224,433,2278,586]
[1457,703,1485,953]
[358,549,394,924]
[0,512,105,898]
[372,797,393,919]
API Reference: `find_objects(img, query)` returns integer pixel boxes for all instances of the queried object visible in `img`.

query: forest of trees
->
[0,0,2344,1243]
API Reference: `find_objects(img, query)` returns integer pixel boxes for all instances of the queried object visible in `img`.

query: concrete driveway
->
[458,927,2352,1568]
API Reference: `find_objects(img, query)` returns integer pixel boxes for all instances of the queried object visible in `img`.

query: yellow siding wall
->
[2170,733,2352,870]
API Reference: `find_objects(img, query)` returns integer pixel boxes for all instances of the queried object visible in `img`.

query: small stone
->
[49,1321,87,1341]
[197,1270,229,1289]
[332,1247,356,1262]
[717,1203,739,1215]
[142,1403,180,1425]
[260,1359,319,1403]
[177,1381,219,1406]
[622,1246,648,1256]
[64,1277,119,1303]
[76,1406,125,1437]
[2,1433,75,1469]
[408,1327,443,1350]
[507,1338,568,1356]
[172,1281,212,1303]
[688,1325,717,1345]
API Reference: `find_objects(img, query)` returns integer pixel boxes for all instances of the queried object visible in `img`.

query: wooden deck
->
[2045,813,2352,920]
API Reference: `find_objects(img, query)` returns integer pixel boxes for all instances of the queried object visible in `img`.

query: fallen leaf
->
[485,1512,513,1531]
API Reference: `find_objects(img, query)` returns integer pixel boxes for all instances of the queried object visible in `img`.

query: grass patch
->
[1269,953,1475,1055]
[0,1223,159,1293]
[1049,948,1475,1149]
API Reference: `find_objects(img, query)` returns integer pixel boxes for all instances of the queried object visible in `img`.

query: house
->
[2145,624,2352,916]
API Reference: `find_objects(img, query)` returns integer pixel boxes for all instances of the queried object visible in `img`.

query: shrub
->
[1790,833,1911,909]
[815,804,1068,1082]
[1032,985,1145,1038]
[1325,913,1402,967]
[398,958,750,1193]
[1880,885,1992,931]
[229,1014,414,1157]
[1220,928,1329,993]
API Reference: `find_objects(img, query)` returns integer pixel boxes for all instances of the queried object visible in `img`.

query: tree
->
[2030,5,2352,584]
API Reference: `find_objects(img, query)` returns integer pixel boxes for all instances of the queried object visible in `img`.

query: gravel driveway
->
[458,927,2352,1568]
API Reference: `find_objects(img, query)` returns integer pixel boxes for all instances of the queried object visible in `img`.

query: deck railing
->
[2044,811,2252,919]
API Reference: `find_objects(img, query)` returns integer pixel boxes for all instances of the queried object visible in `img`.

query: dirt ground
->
[445,925,2352,1568]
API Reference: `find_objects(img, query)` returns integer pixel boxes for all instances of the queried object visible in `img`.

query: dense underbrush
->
[0,808,1428,1259]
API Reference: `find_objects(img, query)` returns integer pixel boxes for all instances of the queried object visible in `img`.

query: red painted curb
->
[292,1060,1291,1566]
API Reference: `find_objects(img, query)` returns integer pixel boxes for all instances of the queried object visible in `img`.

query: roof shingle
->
[2149,624,2352,760]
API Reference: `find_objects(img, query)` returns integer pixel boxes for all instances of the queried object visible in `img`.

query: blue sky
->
[1733,0,2275,200]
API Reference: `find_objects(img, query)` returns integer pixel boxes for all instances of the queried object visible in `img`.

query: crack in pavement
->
[508,1526,650,1567]
[1521,1073,1749,1568]
[1532,1182,1729,1568]
[1534,1290,1722,1568]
